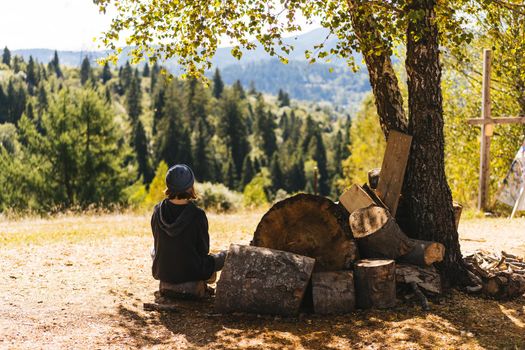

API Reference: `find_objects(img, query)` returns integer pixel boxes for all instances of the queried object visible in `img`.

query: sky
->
[0,0,320,51]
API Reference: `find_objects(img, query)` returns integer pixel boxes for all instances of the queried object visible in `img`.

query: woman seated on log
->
[150,164,227,287]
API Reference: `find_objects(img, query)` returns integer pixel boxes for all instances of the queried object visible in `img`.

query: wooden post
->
[313,166,318,195]
[479,49,492,211]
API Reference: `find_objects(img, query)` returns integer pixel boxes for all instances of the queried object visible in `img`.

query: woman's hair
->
[164,185,197,200]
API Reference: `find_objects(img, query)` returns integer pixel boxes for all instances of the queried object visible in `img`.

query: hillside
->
[12,28,370,110]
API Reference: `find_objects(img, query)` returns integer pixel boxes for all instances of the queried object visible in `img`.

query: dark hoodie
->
[151,199,215,283]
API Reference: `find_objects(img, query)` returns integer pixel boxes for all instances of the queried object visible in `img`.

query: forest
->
[0,48,352,213]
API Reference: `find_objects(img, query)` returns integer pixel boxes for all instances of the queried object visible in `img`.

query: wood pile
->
[210,129,523,316]
[464,250,525,299]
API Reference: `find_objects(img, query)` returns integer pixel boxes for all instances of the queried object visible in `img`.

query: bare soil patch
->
[0,212,524,349]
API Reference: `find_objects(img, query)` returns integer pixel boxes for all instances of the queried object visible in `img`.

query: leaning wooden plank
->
[376,130,413,216]
[354,259,396,309]
[396,263,442,295]
[339,184,376,214]
[215,244,315,316]
[312,271,355,314]
[350,205,415,259]
[398,239,445,266]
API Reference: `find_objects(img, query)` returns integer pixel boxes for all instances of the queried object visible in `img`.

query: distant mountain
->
[12,28,371,110]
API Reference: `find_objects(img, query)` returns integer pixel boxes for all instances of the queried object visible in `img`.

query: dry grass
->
[0,211,524,349]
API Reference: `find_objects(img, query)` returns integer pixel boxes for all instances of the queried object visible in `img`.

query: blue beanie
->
[165,164,195,193]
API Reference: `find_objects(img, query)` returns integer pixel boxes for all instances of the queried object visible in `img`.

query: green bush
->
[243,171,272,207]
[195,182,243,212]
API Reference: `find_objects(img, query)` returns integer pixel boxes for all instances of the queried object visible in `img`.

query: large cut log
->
[312,271,355,314]
[376,130,412,216]
[215,244,315,316]
[398,239,445,266]
[339,184,376,214]
[396,263,442,295]
[252,193,358,271]
[354,259,396,309]
[350,205,414,259]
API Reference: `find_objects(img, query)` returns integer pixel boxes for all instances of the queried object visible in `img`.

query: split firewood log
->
[214,244,315,316]
[368,168,381,190]
[354,259,396,309]
[395,263,442,295]
[349,205,415,259]
[398,239,445,266]
[252,193,358,271]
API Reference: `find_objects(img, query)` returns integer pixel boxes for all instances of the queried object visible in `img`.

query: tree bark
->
[399,0,470,287]
[311,271,356,314]
[215,244,315,316]
[346,0,409,137]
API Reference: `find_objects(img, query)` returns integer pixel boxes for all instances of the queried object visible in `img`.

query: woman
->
[150,164,226,284]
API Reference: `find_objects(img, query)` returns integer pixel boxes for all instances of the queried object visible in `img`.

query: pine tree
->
[217,89,250,177]
[152,83,166,134]
[150,61,160,92]
[12,56,21,73]
[120,61,133,91]
[50,50,62,78]
[101,62,112,84]
[212,68,224,99]
[80,56,91,86]
[185,78,209,130]
[26,56,38,92]
[270,152,283,191]
[2,47,11,67]
[6,79,27,124]
[254,95,277,159]
[277,89,290,107]
[0,85,7,123]
[37,83,48,112]
[240,155,254,189]
[133,119,153,183]
[233,80,245,99]
[126,74,142,122]
[191,119,214,181]
[142,63,150,77]
[224,157,237,189]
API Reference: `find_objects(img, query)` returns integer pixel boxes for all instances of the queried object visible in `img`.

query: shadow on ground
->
[110,291,525,349]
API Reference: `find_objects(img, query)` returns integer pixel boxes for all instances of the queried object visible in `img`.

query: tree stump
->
[252,193,358,271]
[350,205,414,259]
[215,244,315,316]
[398,239,445,266]
[354,259,396,309]
[312,271,355,314]
[395,263,442,295]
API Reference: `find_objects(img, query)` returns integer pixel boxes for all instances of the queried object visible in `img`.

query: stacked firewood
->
[464,250,525,299]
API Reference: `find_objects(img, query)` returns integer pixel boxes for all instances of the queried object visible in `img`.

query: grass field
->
[1,210,524,349]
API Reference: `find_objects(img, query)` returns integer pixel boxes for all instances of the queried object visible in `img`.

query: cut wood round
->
[350,205,414,259]
[312,271,355,315]
[214,244,315,316]
[252,193,358,271]
[396,263,442,295]
[398,239,445,266]
[354,259,396,309]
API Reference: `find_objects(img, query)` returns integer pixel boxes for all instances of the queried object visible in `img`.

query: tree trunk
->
[251,193,358,271]
[215,244,315,316]
[346,0,409,137]
[399,0,470,287]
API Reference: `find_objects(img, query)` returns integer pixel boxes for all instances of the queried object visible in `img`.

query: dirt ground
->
[1,211,524,349]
